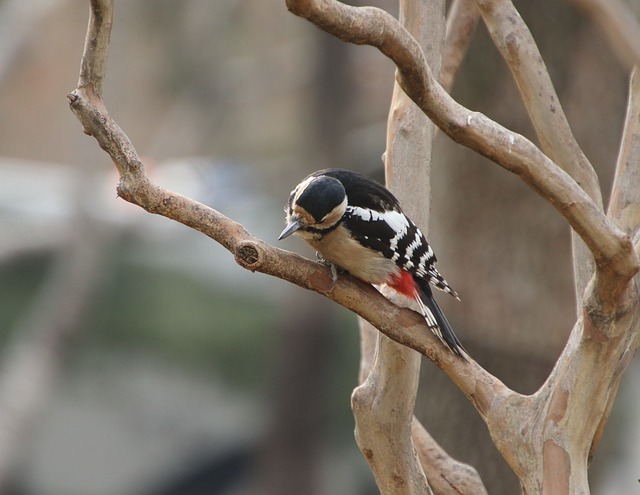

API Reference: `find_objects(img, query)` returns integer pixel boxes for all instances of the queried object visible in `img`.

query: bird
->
[278,168,466,357]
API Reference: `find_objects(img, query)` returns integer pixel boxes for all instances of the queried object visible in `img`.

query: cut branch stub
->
[235,240,262,271]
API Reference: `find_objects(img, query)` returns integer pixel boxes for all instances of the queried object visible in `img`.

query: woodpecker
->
[278,168,466,357]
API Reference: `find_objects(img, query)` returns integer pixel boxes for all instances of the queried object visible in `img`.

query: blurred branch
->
[569,0,640,70]
[0,225,68,262]
[0,0,64,84]
[0,170,113,490]
[441,0,479,93]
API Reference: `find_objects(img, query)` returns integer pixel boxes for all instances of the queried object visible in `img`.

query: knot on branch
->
[235,240,263,271]
[67,91,79,104]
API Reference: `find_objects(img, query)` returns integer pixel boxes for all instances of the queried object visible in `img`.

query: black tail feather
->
[417,281,467,359]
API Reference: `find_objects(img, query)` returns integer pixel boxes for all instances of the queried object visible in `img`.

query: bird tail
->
[415,280,467,359]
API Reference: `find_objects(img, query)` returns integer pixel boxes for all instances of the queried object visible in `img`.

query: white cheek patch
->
[319,196,347,228]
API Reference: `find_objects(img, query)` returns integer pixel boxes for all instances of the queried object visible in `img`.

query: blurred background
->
[0,0,638,494]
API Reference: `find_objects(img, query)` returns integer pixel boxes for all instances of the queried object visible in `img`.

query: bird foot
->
[315,252,342,285]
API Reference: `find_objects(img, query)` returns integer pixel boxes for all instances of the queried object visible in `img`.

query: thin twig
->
[78,0,113,96]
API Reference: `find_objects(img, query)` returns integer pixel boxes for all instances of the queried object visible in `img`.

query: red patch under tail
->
[389,270,419,300]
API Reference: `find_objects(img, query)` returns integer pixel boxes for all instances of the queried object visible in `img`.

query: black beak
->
[278,220,302,240]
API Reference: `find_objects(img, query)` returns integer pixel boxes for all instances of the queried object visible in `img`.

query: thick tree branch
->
[353,323,432,495]
[353,3,488,489]
[358,314,487,495]
[471,1,640,487]
[352,0,436,492]
[284,0,639,299]
[530,287,640,493]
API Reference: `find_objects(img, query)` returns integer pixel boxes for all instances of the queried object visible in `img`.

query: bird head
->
[279,175,347,240]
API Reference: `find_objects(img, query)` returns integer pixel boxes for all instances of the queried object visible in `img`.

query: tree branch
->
[352,0,437,492]
[575,69,640,461]
[411,419,488,495]
[77,0,113,97]
[472,0,640,487]
[353,3,488,488]
[476,0,601,204]
[529,285,640,493]
[353,321,432,495]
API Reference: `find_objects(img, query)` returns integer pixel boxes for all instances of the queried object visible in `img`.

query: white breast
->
[304,224,399,285]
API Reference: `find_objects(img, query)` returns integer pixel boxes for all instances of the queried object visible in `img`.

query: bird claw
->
[315,252,342,285]
[329,263,340,285]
